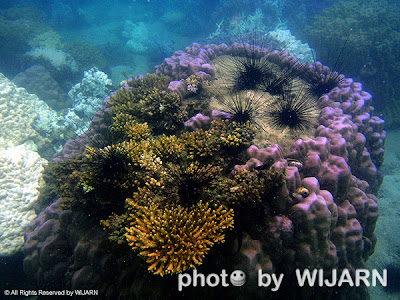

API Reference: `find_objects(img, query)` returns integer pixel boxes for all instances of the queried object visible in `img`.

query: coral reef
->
[226,9,268,37]
[63,40,109,73]
[120,20,152,74]
[0,72,93,157]
[209,6,280,39]
[25,47,78,73]
[67,67,113,134]
[108,73,186,135]
[206,9,312,63]
[110,114,151,142]
[125,199,234,276]
[13,65,70,110]
[268,29,313,63]
[0,143,47,256]
[24,42,385,299]
[28,29,64,49]
[0,73,51,149]
[122,20,149,54]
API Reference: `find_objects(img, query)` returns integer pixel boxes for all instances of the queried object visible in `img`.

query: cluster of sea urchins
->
[208,44,344,135]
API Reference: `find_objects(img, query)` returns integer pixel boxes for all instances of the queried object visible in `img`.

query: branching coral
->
[182,119,255,163]
[218,168,265,205]
[100,212,130,245]
[108,74,187,135]
[50,114,256,220]
[39,154,86,211]
[185,73,205,94]
[147,134,185,163]
[210,118,255,149]
[124,199,234,276]
[183,73,213,117]
[181,129,221,161]
[111,113,151,142]
[217,166,288,214]
[97,118,258,274]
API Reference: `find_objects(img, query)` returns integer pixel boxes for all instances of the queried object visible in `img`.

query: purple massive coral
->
[23,42,384,299]
[159,43,383,293]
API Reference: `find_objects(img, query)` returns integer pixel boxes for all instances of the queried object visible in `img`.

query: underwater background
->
[0,0,399,299]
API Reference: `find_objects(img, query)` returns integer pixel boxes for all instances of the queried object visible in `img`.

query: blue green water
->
[1,0,400,299]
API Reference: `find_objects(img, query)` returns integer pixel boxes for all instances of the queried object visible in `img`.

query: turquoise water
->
[0,1,399,299]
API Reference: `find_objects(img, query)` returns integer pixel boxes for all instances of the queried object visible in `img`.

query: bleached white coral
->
[26,47,78,72]
[0,73,49,148]
[69,67,112,109]
[268,29,314,63]
[228,9,267,37]
[0,73,76,150]
[67,67,112,134]
[0,143,47,256]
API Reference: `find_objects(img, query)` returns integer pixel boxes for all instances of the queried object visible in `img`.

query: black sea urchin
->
[305,65,344,98]
[215,91,268,128]
[261,58,308,97]
[262,66,296,96]
[215,53,274,92]
[163,163,222,208]
[233,56,271,92]
[266,90,318,132]
[85,145,130,183]
[211,34,278,92]
[304,30,354,98]
[79,143,136,215]
[212,44,306,101]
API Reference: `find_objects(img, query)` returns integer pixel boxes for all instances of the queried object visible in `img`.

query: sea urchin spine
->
[266,90,318,132]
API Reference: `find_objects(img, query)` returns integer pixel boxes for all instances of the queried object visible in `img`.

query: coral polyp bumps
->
[36,41,383,295]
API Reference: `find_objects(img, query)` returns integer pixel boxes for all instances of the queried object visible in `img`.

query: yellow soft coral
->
[125,200,234,276]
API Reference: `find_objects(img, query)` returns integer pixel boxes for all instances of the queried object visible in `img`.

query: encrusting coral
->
[125,199,234,276]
